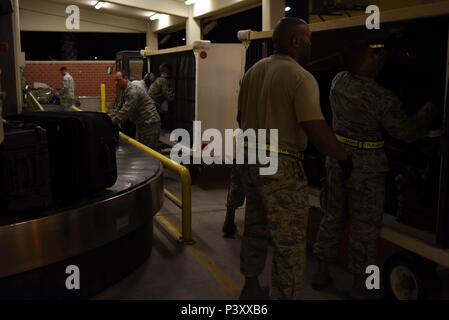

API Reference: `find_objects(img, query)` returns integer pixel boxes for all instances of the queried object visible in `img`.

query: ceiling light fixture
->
[94,1,105,10]
[150,13,161,21]
[185,0,197,5]
[285,6,291,12]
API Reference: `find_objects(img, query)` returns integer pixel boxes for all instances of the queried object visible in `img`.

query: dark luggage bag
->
[10,112,118,198]
[0,121,52,213]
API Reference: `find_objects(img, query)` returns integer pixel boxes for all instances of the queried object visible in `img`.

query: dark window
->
[21,32,146,60]
[202,6,262,43]
[158,30,187,50]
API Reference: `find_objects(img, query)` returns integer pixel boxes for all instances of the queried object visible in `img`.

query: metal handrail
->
[26,92,45,112]
[118,133,194,245]
[71,105,194,245]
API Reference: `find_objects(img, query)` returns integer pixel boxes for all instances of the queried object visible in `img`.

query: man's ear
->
[291,36,299,48]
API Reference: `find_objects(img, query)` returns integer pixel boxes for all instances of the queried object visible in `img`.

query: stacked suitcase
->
[0,121,52,212]
[0,112,118,215]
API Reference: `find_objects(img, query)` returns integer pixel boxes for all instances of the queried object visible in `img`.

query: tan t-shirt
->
[238,54,324,152]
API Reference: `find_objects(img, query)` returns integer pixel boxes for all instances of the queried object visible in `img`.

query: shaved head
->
[114,71,129,89]
[272,17,311,65]
[343,46,385,78]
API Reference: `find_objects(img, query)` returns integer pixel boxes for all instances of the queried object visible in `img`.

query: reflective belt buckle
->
[243,142,304,161]
[336,134,384,150]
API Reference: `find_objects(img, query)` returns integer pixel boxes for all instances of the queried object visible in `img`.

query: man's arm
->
[161,79,175,102]
[59,77,69,95]
[381,96,435,143]
[111,88,136,125]
[294,75,347,161]
[301,120,347,161]
[113,89,122,110]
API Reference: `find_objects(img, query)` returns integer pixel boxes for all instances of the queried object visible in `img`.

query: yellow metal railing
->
[26,92,45,112]
[118,133,194,245]
[72,100,194,245]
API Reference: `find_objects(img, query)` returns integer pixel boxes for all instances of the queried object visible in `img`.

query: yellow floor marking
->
[155,214,240,299]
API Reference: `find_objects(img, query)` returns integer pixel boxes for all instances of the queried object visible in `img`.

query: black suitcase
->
[10,112,118,198]
[0,121,52,213]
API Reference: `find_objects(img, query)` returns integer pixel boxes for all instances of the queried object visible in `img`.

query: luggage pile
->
[0,112,119,215]
[28,88,57,105]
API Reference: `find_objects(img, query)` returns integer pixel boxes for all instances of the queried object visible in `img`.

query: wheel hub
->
[390,265,419,300]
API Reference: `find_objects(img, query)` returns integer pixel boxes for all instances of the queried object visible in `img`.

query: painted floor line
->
[155,214,240,299]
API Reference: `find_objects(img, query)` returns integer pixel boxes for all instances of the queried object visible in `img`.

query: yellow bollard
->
[100,83,106,113]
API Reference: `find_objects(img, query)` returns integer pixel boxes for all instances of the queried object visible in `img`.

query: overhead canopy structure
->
[18,0,264,34]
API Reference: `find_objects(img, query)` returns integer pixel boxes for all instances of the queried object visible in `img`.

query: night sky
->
[21,32,146,60]
[22,2,305,60]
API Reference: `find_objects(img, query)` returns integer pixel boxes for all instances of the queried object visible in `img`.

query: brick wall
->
[23,61,117,103]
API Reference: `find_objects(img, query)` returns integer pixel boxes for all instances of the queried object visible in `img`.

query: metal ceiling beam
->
[106,0,189,18]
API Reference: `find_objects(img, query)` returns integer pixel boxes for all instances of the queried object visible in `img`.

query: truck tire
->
[383,252,439,300]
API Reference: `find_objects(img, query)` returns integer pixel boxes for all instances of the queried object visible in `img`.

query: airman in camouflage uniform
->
[149,64,175,129]
[111,71,161,149]
[149,64,175,112]
[238,18,348,300]
[59,67,75,110]
[312,46,435,298]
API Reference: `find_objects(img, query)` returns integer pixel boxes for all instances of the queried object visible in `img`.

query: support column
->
[186,5,201,45]
[146,22,158,50]
[13,0,22,113]
[262,0,285,31]
[0,0,22,115]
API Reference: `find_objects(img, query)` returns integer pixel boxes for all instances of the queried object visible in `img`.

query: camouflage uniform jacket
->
[111,81,160,126]
[60,73,75,99]
[328,71,428,172]
[148,76,175,111]
[132,79,148,93]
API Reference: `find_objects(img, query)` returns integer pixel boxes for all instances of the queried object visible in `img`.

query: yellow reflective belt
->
[336,134,384,149]
[243,142,304,161]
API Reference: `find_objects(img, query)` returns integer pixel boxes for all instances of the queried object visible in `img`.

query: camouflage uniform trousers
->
[60,96,73,111]
[313,165,386,275]
[137,120,161,150]
[226,164,246,209]
[239,156,309,300]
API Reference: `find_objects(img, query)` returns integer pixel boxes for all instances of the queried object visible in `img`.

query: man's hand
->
[301,120,347,161]
[420,102,439,128]
[338,155,353,180]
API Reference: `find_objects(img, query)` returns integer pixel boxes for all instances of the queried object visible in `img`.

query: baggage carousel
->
[0,142,164,299]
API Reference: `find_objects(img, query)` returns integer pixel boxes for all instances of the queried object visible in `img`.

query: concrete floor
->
[95,166,357,300]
